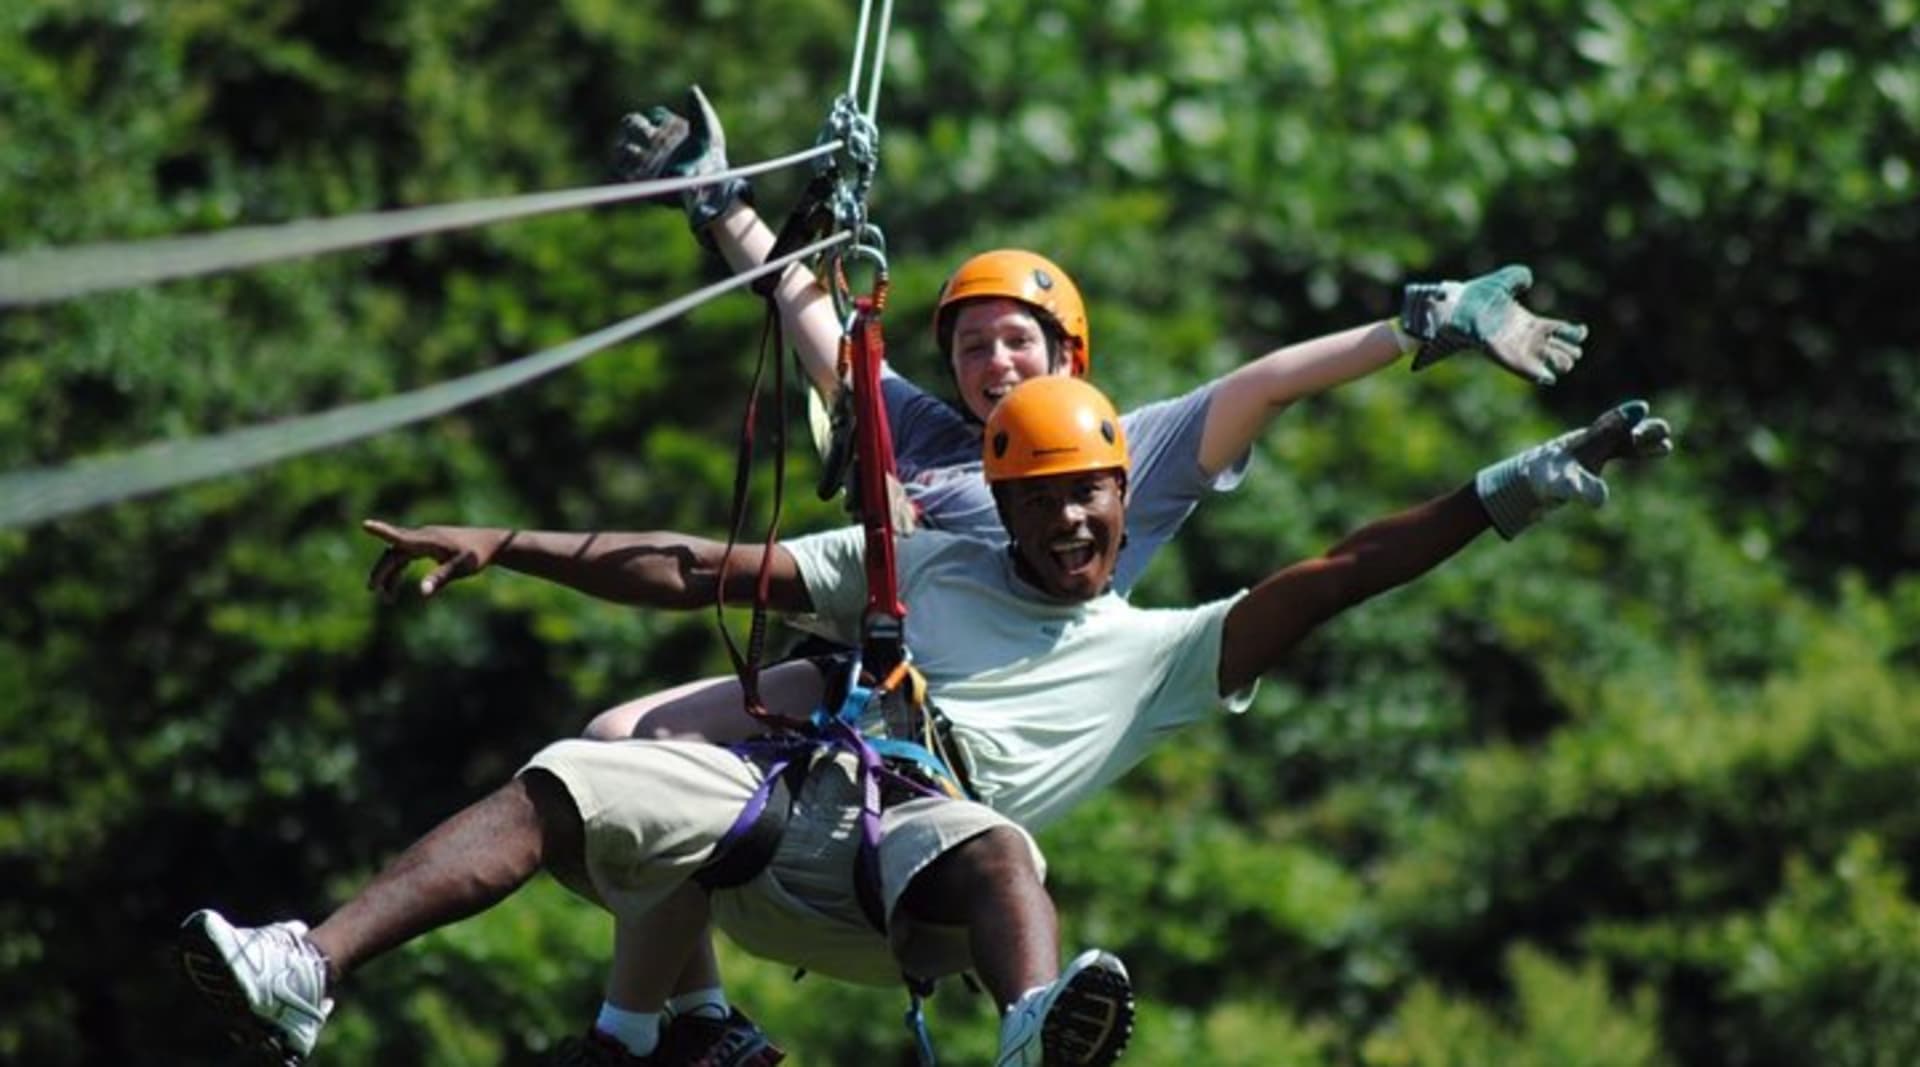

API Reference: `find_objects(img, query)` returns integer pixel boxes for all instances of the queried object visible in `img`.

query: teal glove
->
[1475,399,1674,539]
[1401,264,1588,386]
[612,85,752,235]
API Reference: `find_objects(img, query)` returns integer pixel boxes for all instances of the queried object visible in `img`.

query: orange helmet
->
[934,249,1091,376]
[982,377,1129,483]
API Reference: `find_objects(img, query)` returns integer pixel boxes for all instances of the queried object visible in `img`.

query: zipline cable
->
[0,232,849,530]
[842,0,894,123]
[863,0,895,121]
[0,145,839,308]
[846,0,876,103]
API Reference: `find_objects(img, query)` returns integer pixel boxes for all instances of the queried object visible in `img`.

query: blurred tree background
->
[2,0,1917,1064]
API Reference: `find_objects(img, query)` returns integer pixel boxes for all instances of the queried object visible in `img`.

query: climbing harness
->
[702,189,974,818]
[718,241,971,1065]
[682,9,992,1054]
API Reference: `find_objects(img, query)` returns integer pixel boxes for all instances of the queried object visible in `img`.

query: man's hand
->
[363,520,515,600]
[1402,265,1588,386]
[1475,400,1674,539]
[1564,399,1675,478]
[611,85,751,234]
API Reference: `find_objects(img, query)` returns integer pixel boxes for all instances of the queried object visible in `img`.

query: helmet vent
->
[1100,420,1116,444]
[992,431,1010,459]
[1032,269,1054,291]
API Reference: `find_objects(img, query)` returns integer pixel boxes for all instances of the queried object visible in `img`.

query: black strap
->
[693,755,806,891]
[750,173,837,299]
[854,826,888,933]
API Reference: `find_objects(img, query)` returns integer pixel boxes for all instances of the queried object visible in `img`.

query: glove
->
[1401,264,1588,386]
[611,85,752,234]
[1475,399,1674,539]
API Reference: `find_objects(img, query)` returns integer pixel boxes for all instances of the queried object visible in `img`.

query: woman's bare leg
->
[605,884,712,1010]
[586,660,829,999]
[583,659,827,743]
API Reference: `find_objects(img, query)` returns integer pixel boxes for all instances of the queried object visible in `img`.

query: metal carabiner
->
[828,254,859,325]
[827,225,889,323]
[843,226,890,308]
[846,224,889,275]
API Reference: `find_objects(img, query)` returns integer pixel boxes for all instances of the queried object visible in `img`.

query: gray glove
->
[612,85,752,234]
[1475,399,1674,539]
[1402,264,1588,386]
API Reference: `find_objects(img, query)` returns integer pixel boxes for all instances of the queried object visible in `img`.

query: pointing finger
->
[361,518,403,544]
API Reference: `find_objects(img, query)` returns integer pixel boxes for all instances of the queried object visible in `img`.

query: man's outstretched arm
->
[1215,486,1491,695]
[361,521,813,613]
[1215,401,1674,695]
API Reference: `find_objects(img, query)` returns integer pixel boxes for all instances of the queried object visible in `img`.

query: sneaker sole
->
[685,1036,787,1067]
[689,1050,786,1067]
[177,915,307,1067]
[1041,964,1134,1066]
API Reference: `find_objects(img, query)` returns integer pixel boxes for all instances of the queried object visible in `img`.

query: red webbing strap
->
[847,278,907,678]
[712,175,844,730]
[714,303,804,728]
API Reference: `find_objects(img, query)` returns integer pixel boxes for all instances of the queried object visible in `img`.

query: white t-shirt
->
[784,526,1257,831]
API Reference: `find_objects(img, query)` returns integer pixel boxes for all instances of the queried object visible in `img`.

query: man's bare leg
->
[897,828,1134,1066]
[895,827,1060,1002]
[308,768,583,978]
[180,769,586,1061]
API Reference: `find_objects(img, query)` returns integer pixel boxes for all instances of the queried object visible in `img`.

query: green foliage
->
[3,0,1916,1064]
[1363,945,1670,1067]
[1591,835,1920,1067]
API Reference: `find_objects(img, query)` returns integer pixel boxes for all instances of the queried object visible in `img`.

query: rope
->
[0,233,849,530]
[0,145,838,308]
[713,298,793,722]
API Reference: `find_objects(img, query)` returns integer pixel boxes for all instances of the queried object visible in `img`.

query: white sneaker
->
[995,949,1135,1066]
[180,909,334,1064]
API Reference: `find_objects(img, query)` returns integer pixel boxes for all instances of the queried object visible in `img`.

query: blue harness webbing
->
[688,651,972,929]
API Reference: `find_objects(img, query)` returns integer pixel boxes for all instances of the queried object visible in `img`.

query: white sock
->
[594,1002,662,1056]
[665,987,731,1022]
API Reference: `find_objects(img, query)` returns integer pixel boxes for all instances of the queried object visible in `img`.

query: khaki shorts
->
[521,739,1045,986]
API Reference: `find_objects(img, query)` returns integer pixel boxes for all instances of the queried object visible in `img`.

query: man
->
[181,378,1671,1066]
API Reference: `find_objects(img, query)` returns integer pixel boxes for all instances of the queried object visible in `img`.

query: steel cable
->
[0,232,849,529]
[0,144,838,308]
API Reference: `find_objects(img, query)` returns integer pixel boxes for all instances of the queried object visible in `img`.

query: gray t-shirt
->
[883,368,1247,595]
[785,526,1256,831]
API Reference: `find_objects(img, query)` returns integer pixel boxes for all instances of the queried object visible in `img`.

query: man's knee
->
[899,827,1039,922]
[519,768,589,891]
[959,827,1038,875]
